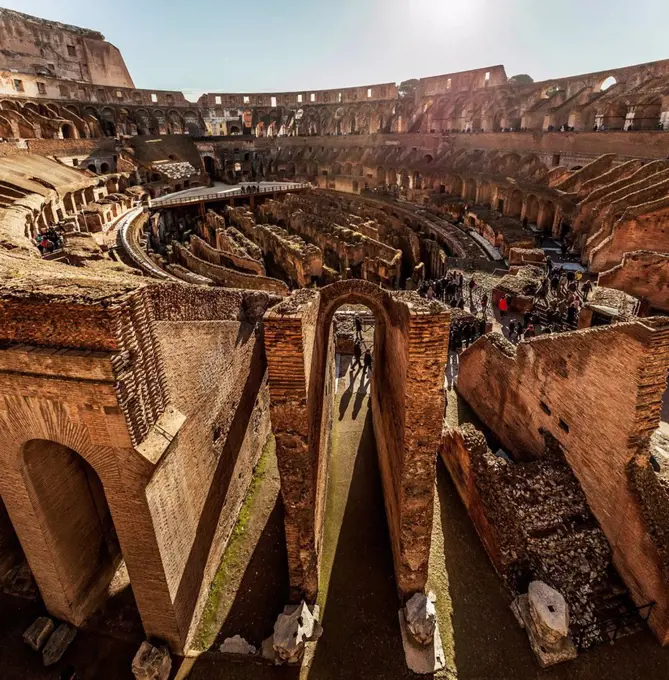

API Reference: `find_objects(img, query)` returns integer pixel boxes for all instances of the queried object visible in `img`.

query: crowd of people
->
[418,271,490,316]
[35,228,63,255]
[498,261,594,340]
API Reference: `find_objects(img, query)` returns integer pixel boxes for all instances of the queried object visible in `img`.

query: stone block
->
[398,608,446,675]
[220,635,257,655]
[273,601,322,665]
[131,641,171,680]
[528,581,569,645]
[23,617,54,652]
[405,592,437,645]
[42,624,77,666]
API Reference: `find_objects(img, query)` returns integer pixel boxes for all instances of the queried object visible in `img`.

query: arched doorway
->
[539,200,556,233]
[507,189,523,218]
[203,155,216,178]
[264,281,450,602]
[464,178,477,202]
[18,440,123,624]
[525,194,539,225]
[61,123,75,139]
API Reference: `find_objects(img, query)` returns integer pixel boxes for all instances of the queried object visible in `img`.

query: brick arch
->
[0,397,183,651]
[264,281,450,603]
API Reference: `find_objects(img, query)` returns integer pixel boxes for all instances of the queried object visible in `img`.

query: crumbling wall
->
[172,242,288,295]
[598,251,669,312]
[440,425,614,647]
[457,320,669,643]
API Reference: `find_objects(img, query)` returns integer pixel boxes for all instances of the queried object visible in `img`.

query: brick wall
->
[598,251,669,312]
[457,320,669,643]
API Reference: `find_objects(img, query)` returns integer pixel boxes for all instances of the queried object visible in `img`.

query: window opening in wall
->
[446,78,452,90]
[36,82,46,95]
[338,92,343,103]
[310,93,316,102]
[552,154,561,167]
[13,79,23,92]
[151,93,158,103]
[243,96,250,105]
[600,76,617,92]
[559,419,570,433]
[298,94,303,103]
[215,96,222,105]
[485,71,491,86]
[116,91,123,99]
[271,96,277,107]
[367,88,373,98]
[67,45,76,57]
[540,401,552,415]
[97,89,105,101]
[59,85,69,97]
[72,158,79,166]
[47,63,55,72]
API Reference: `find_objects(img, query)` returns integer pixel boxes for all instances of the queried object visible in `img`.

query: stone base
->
[512,595,577,668]
[398,609,446,675]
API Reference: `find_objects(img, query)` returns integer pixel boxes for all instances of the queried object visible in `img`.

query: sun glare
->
[409,0,481,30]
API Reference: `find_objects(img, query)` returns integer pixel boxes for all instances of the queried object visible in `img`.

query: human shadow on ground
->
[308,409,422,680]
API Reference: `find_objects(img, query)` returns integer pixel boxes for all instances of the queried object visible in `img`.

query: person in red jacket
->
[498,296,508,318]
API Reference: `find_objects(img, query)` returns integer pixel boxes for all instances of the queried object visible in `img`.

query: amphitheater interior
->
[0,6,668,680]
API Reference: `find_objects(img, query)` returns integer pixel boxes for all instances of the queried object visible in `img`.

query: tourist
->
[481,292,489,317]
[566,302,578,326]
[363,348,373,374]
[582,279,593,301]
[353,340,362,369]
[498,295,508,318]
[508,319,517,340]
[524,324,536,339]
[354,314,363,341]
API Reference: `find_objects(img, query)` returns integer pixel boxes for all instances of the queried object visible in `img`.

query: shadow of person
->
[339,367,360,421]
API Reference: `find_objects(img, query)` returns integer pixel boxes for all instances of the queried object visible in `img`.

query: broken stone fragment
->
[220,635,257,655]
[23,617,54,651]
[42,624,76,666]
[131,641,171,680]
[273,601,323,665]
[405,592,437,645]
[528,581,569,645]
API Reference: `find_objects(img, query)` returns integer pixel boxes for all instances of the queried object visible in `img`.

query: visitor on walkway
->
[582,279,593,301]
[353,340,362,369]
[498,295,508,318]
[363,348,373,374]
[354,315,363,341]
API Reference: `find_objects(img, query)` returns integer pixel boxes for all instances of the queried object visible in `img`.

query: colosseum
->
[0,6,667,679]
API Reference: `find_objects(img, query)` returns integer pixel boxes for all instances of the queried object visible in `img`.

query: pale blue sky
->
[4,0,669,100]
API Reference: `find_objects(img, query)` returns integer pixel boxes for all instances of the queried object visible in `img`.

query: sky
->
[4,0,669,100]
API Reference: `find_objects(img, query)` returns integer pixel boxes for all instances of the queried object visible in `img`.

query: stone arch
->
[16,439,123,624]
[599,75,617,92]
[478,181,492,207]
[264,281,449,601]
[538,200,556,232]
[60,122,76,139]
[464,177,477,201]
[507,188,523,218]
[525,194,540,224]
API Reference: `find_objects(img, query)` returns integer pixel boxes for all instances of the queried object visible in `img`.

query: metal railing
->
[151,182,311,208]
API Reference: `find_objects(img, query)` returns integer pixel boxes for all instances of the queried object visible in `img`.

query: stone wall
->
[456,320,669,643]
[598,251,669,312]
[264,282,450,601]
[172,242,288,295]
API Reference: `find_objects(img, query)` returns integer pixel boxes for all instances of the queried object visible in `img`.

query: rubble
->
[404,592,437,645]
[219,635,257,655]
[272,602,322,665]
[131,641,171,680]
